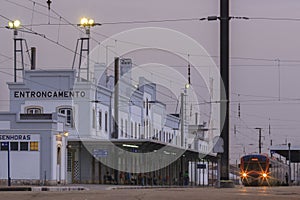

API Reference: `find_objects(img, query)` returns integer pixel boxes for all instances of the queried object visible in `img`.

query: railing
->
[20,113,53,120]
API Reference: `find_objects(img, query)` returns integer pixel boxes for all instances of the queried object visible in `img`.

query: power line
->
[4,2,300,106]
[19,18,207,27]
[3,0,59,21]
[249,16,300,22]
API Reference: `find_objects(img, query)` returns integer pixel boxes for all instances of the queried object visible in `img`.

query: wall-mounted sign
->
[14,90,86,98]
[0,134,31,141]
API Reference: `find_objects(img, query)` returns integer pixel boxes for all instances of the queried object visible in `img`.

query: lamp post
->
[7,20,23,83]
[1,142,11,186]
[7,142,11,186]
[73,17,101,81]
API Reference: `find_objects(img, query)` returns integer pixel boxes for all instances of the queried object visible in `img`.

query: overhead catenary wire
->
[2,0,300,112]
[2,2,300,141]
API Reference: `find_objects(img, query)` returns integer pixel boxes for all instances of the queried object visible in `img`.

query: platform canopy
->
[270,145,300,163]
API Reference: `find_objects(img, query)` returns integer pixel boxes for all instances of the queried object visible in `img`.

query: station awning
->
[270,145,300,162]
[111,139,218,162]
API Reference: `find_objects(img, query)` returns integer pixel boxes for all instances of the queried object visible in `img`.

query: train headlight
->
[242,172,247,177]
[262,173,267,178]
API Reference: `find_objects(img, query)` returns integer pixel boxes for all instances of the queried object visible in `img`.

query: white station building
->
[0,58,217,185]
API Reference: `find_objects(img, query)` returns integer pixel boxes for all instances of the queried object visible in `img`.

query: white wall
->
[0,134,40,180]
[0,152,40,180]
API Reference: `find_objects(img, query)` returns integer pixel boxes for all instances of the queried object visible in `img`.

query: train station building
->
[0,58,218,185]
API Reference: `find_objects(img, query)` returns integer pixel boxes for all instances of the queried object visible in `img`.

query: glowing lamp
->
[80,17,95,27]
[185,83,190,89]
[8,20,21,29]
[88,19,94,26]
[80,17,88,26]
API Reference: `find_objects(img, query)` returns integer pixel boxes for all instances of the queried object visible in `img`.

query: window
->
[159,131,162,141]
[99,111,102,129]
[92,109,96,129]
[131,122,133,138]
[125,119,128,137]
[67,151,72,172]
[143,120,146,137]
[121,119,124,137]
[20,142,29,151]
[58,107,73,126]
[30,142,39,151]
[104,112,108,132]
[146,98,149,116]
[26,107,42,114]
[10,142,18,151]
[135,122,137,138]
[138,123,141,139]
[0,142,8,151]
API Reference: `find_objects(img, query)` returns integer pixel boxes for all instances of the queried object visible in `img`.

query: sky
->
[1,0,300,163]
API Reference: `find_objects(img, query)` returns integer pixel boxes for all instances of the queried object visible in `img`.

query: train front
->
[240,154,270,186]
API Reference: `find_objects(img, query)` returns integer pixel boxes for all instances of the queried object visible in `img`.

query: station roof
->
[112,139,218,162]
[270,145,300,163]
[78,138,218,162]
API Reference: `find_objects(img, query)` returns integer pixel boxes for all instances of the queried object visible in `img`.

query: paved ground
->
[0,185,300,200]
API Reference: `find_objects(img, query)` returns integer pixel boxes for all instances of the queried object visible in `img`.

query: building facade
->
[0,60,215,185]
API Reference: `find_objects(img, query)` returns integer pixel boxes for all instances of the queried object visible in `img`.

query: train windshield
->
[243,162,267,171]
[241,155,268,171]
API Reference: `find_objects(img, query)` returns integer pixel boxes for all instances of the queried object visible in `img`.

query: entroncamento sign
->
[14,90,86,98]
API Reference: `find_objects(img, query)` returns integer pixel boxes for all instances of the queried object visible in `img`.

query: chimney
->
[31,47,36,70]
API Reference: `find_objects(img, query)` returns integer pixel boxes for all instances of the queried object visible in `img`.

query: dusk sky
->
[1,0,300,163]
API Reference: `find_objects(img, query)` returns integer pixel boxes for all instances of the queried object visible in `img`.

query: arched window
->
[92,109,96,129]
[104,112,108,132]
[58,107,73,126]
[125,119,128,138]
[25,106,43,114]
[99,110,102,130]
[131,121,133,138]
[146,98,148,116]
[138,123,141,139]
[121,119,124,137]
[135,122,137,139]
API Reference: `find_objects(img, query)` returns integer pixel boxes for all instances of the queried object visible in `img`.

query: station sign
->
[0,134,39,141]
[13,90,86,99]
[197,164,206,169]
[93,149,108,157]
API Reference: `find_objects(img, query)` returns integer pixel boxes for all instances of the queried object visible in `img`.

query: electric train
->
[239,154,289,186]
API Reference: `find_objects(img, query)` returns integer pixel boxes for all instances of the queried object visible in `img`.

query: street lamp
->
[185,83,190,89]
[8,20,21,29]
[7,20,21,37]
[78,17,101,35]
[1,142,11,186]
[73,17,101,81]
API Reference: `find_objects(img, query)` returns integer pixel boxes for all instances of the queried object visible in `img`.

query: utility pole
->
[180,92,184,147]
[113,57,120,184]
[288,143,292,186]
[7,142,11,186]
[114,57,119,139]
[219,0,230,182]
[255,128,262,154]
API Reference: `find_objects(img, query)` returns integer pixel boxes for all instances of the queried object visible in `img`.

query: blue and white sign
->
[93,149,108,157]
